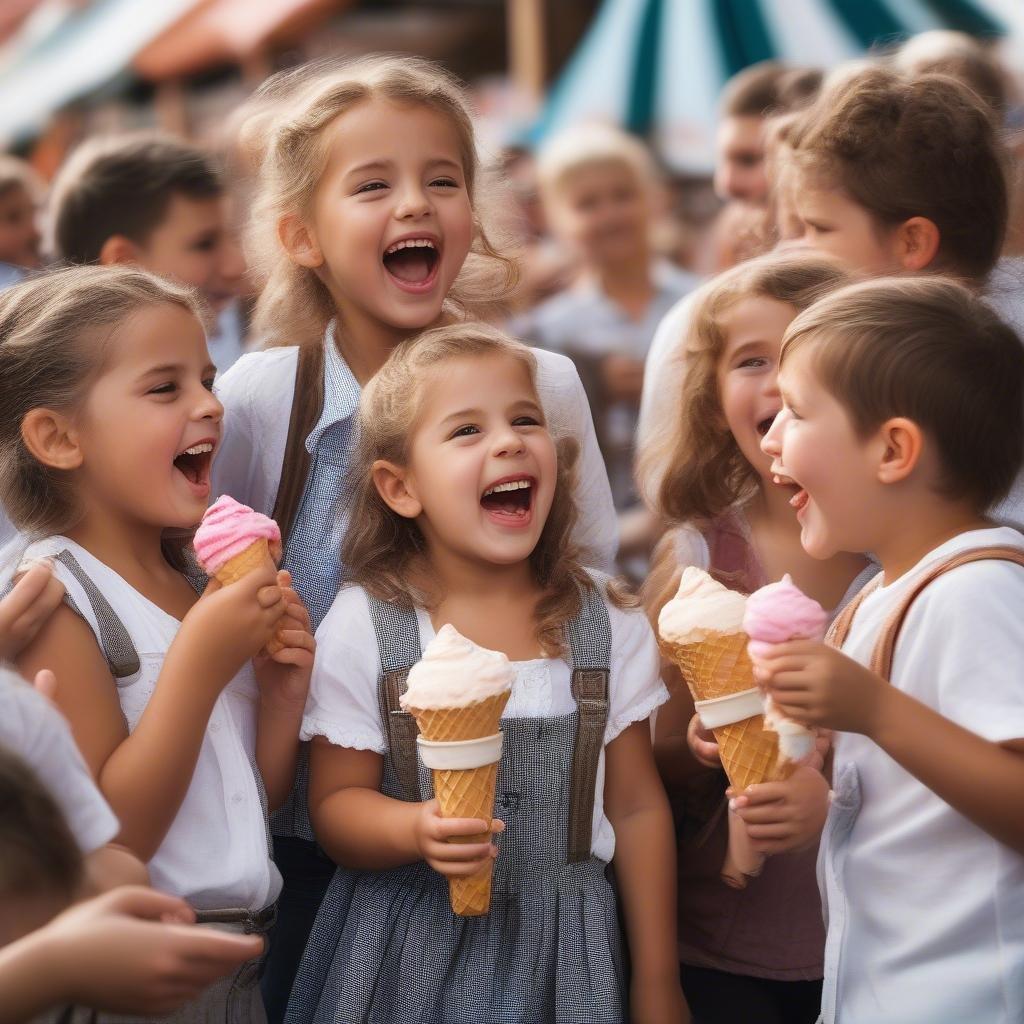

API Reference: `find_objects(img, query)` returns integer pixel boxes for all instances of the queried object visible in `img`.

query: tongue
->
[385,247,432,283]
[482,492,526,516]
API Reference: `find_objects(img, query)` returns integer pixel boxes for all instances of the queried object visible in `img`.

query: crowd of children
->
[0,27,1022,1024]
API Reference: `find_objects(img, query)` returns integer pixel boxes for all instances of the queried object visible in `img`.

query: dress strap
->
[272,342,326,553]
[867,546,1024,680]
[565,577,612,863]
[368,598,423,803]
[53,549,140,680]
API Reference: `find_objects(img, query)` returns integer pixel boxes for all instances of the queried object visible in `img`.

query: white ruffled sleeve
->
[605,600,670,743]
[301,587,387,753]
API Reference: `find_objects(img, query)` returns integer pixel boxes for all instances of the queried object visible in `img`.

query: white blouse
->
[302,585,669,862]
[26,537,282,912]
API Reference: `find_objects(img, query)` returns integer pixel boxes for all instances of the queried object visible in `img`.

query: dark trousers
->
[260,837,337,1024]
[681,964,823,1024]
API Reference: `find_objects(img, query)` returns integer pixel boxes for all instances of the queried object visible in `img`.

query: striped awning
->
[530,0,1020,175]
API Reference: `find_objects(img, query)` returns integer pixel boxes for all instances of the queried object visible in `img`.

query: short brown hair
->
[782,276,1024,511]
[49,134,222,264]
[721,61,820,119]
[0,154,42,203]
[788,65,1008,284]
[0,265,201,537]
[0,741,82,904]
[640,250,851,522]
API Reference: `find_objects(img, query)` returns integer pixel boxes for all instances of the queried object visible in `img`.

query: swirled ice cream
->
[658,566,748,645]
[401,625,513,710]
[193,495,281,576]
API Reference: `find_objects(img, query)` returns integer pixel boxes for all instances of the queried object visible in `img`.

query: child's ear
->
[895,217,940,272]
[278,214,323,269]
[20,409,83,472]
[97,234,140,266]
[875,417,923,485]
[371,460,422,519]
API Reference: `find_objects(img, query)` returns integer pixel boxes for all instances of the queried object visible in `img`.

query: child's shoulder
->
[215,345,299,408]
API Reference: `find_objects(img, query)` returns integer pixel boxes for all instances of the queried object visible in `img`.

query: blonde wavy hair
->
[640,250,851,525]
[245,54,517,350]
[341,321,620,656]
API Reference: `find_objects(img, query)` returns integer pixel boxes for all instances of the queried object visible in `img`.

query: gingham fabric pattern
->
[273,331,360,842]
[285,588,627,1024]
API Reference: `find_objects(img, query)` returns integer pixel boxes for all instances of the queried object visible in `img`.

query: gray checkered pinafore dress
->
[285,584,627,1024]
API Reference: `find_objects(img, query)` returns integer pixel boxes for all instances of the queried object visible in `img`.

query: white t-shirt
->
[302,585,669,862]
[819,526,1024,1024]
[212,337,618,574]
[0,667,119,855]
[24,537,282,912]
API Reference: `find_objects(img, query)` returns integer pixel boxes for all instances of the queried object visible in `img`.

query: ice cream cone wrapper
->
[406,691,511,916]
[212,539,286,654]
[660,631,793,792]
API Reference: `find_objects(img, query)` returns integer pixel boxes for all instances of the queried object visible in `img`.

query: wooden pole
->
[507,0,546,103]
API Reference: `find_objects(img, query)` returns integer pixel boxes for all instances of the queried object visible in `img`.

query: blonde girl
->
[210,54,617,1015]
[288,322,686,1024]
[2,266,314,1023]
[640,250,873,1024]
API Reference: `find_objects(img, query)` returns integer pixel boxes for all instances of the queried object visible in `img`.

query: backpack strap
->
[825,576,880,651]
[368,598,424,803]
[565,578,612,863]
[272,342,326,552]
[53,550,140,680]
[868,545,1024,680]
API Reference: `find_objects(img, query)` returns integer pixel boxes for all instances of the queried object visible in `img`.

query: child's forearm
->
[611,794,681,983]
[0,931,62,1023]
[870,687,1024,853]
[256,701,304,812]
[311,787,423,870]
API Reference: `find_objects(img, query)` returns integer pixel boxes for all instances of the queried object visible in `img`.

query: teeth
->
[483,479,532,498]
[181,443,213,456]
[385,238,437,255]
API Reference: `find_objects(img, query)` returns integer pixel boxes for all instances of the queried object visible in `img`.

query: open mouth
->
[480,476,534,526]
[383,237,440,292]
[173,440,215,494]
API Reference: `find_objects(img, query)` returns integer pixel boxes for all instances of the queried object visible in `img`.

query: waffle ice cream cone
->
[661,631,792,792]
[405,690,512,916]
[400,625,514,917]
[193,496,284,653]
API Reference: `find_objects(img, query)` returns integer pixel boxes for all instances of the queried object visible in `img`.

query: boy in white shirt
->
[752,276,1024,1024]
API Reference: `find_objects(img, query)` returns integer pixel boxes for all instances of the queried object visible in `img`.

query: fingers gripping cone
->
[399,624,515,917]
[193,496,285,653]
[405,690,511,916]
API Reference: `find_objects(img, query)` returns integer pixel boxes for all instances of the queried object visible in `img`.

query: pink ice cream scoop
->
[744,574,827,657]
[743,575,827,766]
[193,495,282,577]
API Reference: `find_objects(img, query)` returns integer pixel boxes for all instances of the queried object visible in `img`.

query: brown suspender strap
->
[271,342,326,551]
[825,578,879,651]
[566,667,610,863]
[868,546,1024,680]
[377,668,423,803]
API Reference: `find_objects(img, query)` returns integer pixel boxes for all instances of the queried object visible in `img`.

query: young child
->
[639,250,871,1024]
[210,54,617,1017]
[758,276,1024,1024]
[47,133,248,372]
[1,265,314,1022]
[513,123,698,510]
[0,155,42,291]
[288,322,686,1024]
[638,62,1009,500]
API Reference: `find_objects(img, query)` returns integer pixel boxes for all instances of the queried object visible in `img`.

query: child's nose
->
[197,388,224,422]
[760,408,787,457]
[492,425,525,457]
[395,184,431,220]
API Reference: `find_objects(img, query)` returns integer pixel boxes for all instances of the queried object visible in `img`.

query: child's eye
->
[148,382,177,396]
[202,377,216,392]
[356,181,388,194]
[738,357,769,370]
[430,177,459,189]
[450,424,480,438]
[512,415,541,427]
